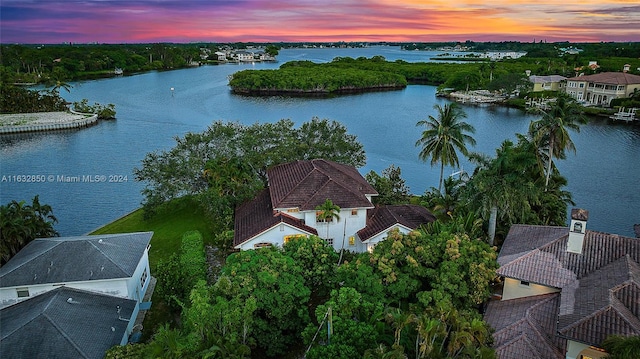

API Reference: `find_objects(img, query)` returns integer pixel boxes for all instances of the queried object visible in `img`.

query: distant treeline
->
[1,41,638,90]
[0,43,217,84]
[229,50,640,96]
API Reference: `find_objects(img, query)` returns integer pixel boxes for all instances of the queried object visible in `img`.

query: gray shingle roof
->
[0,232,152,287]
[357,205,436,241]
[0,286,136,359]
[267,159,377,210]
[492,223,640,351]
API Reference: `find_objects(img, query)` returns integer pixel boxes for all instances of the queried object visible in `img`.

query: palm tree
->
[467,140,539,246]
[529,94,586,190]
[602,335,640,359]
[0,195,58,265]
[416,103,476,193]
[315,198,340,241]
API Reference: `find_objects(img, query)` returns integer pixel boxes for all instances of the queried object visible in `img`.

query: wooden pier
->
[609,107,637,123]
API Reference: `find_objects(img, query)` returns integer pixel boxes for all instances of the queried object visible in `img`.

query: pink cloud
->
[1,0,638,43]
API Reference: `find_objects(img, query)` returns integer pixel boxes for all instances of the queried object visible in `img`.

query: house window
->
[140,268,148,288]
[284,234,306,244]
[520,281,530,286]
[254,242,272,248]
[16,288,30,298]
[287,208,299,213]
[326,238,334,246]
[349,236,355,246]
[351,209,358,216]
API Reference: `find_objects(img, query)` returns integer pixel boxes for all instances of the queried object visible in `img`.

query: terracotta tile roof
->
[233,189,318,247]
[486,294,566,359]
[493,223,640,351]
[566,72,640,85]
[357,205,436,241]
[266,159,377,210]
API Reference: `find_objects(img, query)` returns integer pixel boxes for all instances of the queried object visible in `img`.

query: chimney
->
[567,208,588,254]
[623,64,630,73]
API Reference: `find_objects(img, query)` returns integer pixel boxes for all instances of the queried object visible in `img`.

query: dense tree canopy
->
[134,118,366,221]
[365,165,411,205]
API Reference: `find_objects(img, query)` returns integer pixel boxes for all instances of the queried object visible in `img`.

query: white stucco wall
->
[565,340,607,359]
[126,248,151,303]
[361,225,413,253]
[304,208,368,251]
[0,278,130,308]
[501,277,560,300]
[235,223,315,250]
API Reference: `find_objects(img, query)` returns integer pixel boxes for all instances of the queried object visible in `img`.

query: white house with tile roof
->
[233,159,436,252]
[0,232,152,309]
[484,209,640,359]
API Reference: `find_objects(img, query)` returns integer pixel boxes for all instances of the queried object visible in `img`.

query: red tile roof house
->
[564,72,640,106]
[234,159,436,252]
[484,209,640,359]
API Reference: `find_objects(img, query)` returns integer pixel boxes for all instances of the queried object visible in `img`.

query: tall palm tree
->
[529,94,586,190]
[315,198,340,241]
[416,103,476,193]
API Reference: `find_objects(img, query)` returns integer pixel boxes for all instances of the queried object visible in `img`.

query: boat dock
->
[610,107,637,123]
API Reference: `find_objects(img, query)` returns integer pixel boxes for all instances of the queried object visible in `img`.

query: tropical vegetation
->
[133,117,365,224]
[416,103,476,193]
[0,195,58,266]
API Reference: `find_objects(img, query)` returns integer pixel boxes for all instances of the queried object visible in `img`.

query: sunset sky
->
[1,0,639,44]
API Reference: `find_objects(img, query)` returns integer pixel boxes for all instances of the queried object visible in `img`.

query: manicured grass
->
[90,196,215,341]
[90,196,213,268]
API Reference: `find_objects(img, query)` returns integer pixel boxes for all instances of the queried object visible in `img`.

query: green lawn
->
[90,196,214,341]
[90,196,213,268]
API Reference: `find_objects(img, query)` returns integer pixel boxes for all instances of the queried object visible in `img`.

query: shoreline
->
[0,111,99,134]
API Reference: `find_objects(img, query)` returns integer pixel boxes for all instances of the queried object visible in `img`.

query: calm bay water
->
[1,46,639,236]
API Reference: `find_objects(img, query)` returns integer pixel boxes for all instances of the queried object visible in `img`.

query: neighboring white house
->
[233,159,436,252]
[0,232,152,308]
[484,209,640,359]
[1,286,138,359]
[0,232,153,358]
[233,50,255,62]
[214,51,227,61]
